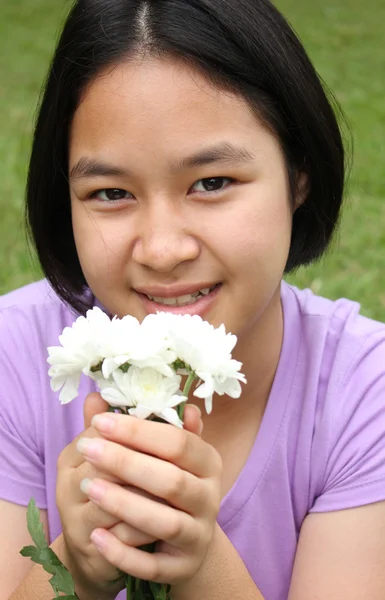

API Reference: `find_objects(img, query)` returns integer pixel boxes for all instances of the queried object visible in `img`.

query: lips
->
[135,283,222,316]
[134,282,220,299]
[145,284,218,306]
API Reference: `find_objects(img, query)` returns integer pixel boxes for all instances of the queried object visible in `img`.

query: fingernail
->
[91,529,108,551]
[77,437,104,458]
[91,413,116,433]
[80,478,106,502]
[198,420,204,436]
[80,478,93,495]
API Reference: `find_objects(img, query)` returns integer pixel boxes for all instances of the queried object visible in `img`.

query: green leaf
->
[21,544,63,573]
[20,545,41,561]
[57,596,79,600]
[172,359,186,371]
[21,500,80,598]
[49,566,76,595]
[26,498,48,550]
[35,547,60,565]
[149,581,168,600]
[44,547,65,566]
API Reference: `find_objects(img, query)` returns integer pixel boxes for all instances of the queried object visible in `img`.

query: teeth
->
[146,285,218,306]
[199,287,211,296]
[150,294,200,306]
[154,296,178,305]
[178,294,198,304]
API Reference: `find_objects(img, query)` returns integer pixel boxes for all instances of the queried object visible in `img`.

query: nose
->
[132,201,200,273]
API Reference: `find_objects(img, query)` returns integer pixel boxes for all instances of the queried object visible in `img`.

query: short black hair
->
[26,0,346,314]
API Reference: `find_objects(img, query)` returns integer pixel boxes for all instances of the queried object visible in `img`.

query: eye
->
[89,188,133,202]
[189,177,235,194]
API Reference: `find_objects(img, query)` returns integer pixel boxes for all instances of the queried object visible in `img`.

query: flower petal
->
[204,394,214,414]
[59,374,81,405]
[128,405,153,420]
[193,377,214,400]
[157,407,184,428]
[102,357,120,379]
[100,387,129,407]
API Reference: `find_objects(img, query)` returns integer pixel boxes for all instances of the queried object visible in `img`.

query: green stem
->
[126,574,132,599]
[179,371,197,421]
[183,371,197,397]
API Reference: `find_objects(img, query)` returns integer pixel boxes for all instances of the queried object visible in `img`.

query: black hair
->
[26,0,346,314]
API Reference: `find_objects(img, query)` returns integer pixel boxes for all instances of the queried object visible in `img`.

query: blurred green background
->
[0,0,384,319]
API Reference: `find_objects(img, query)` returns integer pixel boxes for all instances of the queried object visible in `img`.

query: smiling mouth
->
[144,284,220,307]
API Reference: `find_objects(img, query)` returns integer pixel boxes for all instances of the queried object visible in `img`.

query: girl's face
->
[69,57,296,345]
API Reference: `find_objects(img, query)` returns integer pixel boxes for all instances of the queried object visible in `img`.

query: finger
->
[182,404,203,436]
[58,393,111,471]
[90,413,220,478]
[65,499,122,537]
[84,392,110,429]
[73,477,168,535]
[57,464,124,533]
[77,439,213,514]
[57,427,99,471]
[90,529,197,584]
[84,479,203,549]
[110,520,157,547]
[69,460,126,504]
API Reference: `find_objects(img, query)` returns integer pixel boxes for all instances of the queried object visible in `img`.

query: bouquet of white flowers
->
[21,309,246,599]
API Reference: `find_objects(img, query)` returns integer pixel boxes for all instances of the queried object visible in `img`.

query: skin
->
[56,394,213,598]
[69,56,297,439]
[62,55,385,600]
[8,54,385,600]
[66,55,295,595]
[7,52,385,600]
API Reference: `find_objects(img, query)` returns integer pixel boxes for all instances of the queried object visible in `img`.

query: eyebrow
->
[69,142,255,182]
[171,142,255,171]
[69,158,128,182]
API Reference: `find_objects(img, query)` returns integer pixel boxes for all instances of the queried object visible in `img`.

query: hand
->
[77,403,223,587]
[56,393,159,599]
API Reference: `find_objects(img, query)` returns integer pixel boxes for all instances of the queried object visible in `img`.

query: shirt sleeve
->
[0,307,47,508]
[310,332,385,513]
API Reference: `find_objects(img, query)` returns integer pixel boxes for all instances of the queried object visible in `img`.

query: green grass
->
[278,0,385,320]
[1,0,384,319]
[0,0,70,291]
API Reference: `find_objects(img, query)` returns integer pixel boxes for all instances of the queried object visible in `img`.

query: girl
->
[1,0,385,598]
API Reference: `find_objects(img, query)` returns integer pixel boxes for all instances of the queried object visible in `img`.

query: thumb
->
[183,404,204,437]
[84,392,110,430]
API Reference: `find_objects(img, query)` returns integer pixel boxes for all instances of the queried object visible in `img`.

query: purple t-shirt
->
[1,279,385,600]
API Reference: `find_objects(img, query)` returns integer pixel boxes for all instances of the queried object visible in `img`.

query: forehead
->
[70,57,266,149]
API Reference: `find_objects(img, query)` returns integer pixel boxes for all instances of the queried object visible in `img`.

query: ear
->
[294,171,309,212]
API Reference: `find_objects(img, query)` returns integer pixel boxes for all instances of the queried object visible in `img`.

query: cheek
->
[207,187,293,277]
[71,203,131,281]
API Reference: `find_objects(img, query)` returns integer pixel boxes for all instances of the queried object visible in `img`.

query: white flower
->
[160,313,247,414]
[47,312,100,404]
[48,307,245,418]
[95,312,139,356]
[99,366,186,427]
[47,307,138,404]
[97,370,136,408]
[101,313,176,379]
[95,314,140,378]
